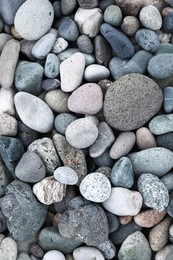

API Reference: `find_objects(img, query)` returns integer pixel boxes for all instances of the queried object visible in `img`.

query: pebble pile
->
[1,0,173,259]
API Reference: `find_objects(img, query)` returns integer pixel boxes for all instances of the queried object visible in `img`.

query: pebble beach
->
[1,0,173,259]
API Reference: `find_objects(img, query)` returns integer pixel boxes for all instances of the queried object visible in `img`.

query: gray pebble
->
[58,17,79,41]
[20,39,36,61]
[135,29,160,53]
[54,185,76,213]
[17,121,38,148]
[77,0,98,9]
[77,34,94,54]
[166,191,173,217]
[0,33,13,53]
[53,1,62,18]
[161,172,173,192]
[139,5,162,30]
[45,89,70,113]
[54,166,78,185]
[109,57,129,80]
[94,35,112,66]
[149,114,173,135]
[42,79,60,92]
[44,53,60,79]
[164,86,173,113]
[0,210,7,233]
[104,5,122,26]
[157,132,173,152]
[105,211,120,233]
[61,0,77,15]
[54,113,78,135]
[93,149,114,168]
[99,0,115,11]
[0,157,12,198]
[97,239,116,259]
[17,252,31,260]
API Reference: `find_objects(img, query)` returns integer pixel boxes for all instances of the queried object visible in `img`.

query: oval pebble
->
[14,0,54,41]
[14,92,54,133]
[149,114,173,135]
[136,127,157,150]
[65,118,98,149]
[137,173,169,211]
[58,17,79,42]
[44,53,60,79]
[43,250,65,260]
[84,64,110,82]
[68,83,103,115]
[102,187,143,216]
[121,16,140,36]
[77,34,93,54]
[155,245,173,260]
[103,5,122,26]
[73,246,104,260]
[54,113,78,135]
[163,12,173,33]
[79,172,111,203]
[139,5,162,30]
[45,89,70,113]
[163,86,173,113]
[134,209,166,228]
[135,29,160,53]
[54,166,78,185]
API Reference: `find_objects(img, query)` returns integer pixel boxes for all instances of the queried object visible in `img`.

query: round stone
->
[54,166,78,185]
[79,172,111,203]
[137,173,169,211]
[164,86,173,113]
[43,250,66,260]
[14,0,54,41]
[103,73,163,131]
[135,29,160,53]
[121,16,140,36]
[54,113,78,135]
[134,209,166,228]
[149,114,173,135]
[65,118,98,149]
[77,35,93,54]
[58,17,79,41]
[84,64,110,82]
[42,79,60,92]
[73,246,104,260]
[44,53,60,79]
[45,89,70,113]
[136,127,157,150]
[139,5,162,30]
[0,237,17,260]
[103,5,122,26]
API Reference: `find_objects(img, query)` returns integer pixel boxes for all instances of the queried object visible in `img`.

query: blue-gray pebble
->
[164,86,173,113]
[44,53,60,79]
[161,172,173,192]
[105,211,120,233]
[135,29,160,53]
[111,157,134,188]
[156,43,173,55]
[103,5,122,27]
[77,34,94,54]
[54,112,78,135]
[163,12,173,33]
[58,17,79,41]
[149,114,173,135]
[93,149,114,168]
[100,23,135,59]
[42,79,60,91]
[157,132,173,152]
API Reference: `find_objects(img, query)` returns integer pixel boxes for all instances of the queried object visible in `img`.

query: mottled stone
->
[104,5,122,26]
[134,209,166,228]
[0,237,17,260]
[94,35,111,66]
[52,37,68,54]
[54,186,76,213]
[149,114,173,134]
[135,29,160,53]
[44,53,60,79]
[155,245,173,260]
[136,127,157,150]
[30,244,44,258]
[45,89,69,113]
[0,113,17,136]
[119,216,133,225]
[0,157,12,198]
[121,16,140,36]
[97,239,116,260]
[139,5,162,30]
[61,0,77,15]
[116,0,143,16]
[84,64,110,82]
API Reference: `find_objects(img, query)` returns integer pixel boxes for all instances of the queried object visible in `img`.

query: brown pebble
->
[149,216,172,251]
[121,16,140,36]
[53,213,62,227]
[119,216,133,225]
[30,244,44,258]
[134,209,166,228]
[116,0,143,16]
[136,127,157,150]
[162,7,173,17]
[155,244,173,260]
[66,254,74,260]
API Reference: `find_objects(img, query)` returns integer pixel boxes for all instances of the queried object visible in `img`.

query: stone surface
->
[93,149,114,168]
[164,86,173,113]
[44,53,60,79]
[0,113,17,136]
[84,64,110,82]
[30,244,44,258]
[128,147,173,177]
[15,151,46,183]
[52,37,68,54]
[73,246,104,260]
[77,34,93,54]
[54,166,78,185]
[0,39,20,89]
[1,180,47,241]
[0,237,17,260]
[110,157,134,188]
[0,157,12,198]
[14,0,54,40]
[135,29,160,53]
[137,173,169,211]
[17,252,31,260]
[118,231,152,260]
[134,209,166,228]
[65,118,98,149]
[61,0,77,15]
[14,92,54,133]
[121,16,140,36]
[102,187,143,216]
[139,5,162,30]
[79,172,111,203]
[149,114,173,135]
[104,5,122,26]
[33,176,66,205]
[17,122,38,148]
[60,52,85,92]
[68,83,103,115]
[97,239,116,259]
[163,12,173,33]
[0,88,14,116]
[94,35,112,66]
[58,17,79,41]
[42,250,66,260]
[54,113,77,135]
[136,127,157,150]
[54,185,76,213]
[116,0,143,16]
[155,245,173,260]
[45,89,70,113]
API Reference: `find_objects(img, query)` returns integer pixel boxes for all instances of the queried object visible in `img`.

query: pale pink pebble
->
[155,244,173,260]
[136,127,157,150]
[119,216,133,225]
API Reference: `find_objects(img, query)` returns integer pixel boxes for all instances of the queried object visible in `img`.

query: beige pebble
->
[134,209,166,228]
[0,113,17,136]
[119,216,133,225]
[155,244,173,260]
[121,16,140,36]
[45,89,70,113]
[136,127,157,150]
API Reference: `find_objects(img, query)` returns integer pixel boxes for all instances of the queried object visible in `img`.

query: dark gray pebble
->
[77,34,94,54]
[93,149,114,168]
[94,35,112,66]
[17,121,38,148]
[163,12,173,33]
[42,79,60,92]
[157,132,173,152]
[161,172,173,192]
[105,211,120,233]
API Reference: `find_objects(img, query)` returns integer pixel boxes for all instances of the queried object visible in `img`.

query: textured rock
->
[121,16,140,36]
[134,209,166,228]
[52,37,68,54]
[54,186,76,213]
[0,157,12,198]
[137,173,169,211]
[139,5,162,30]
[149,114,173,135]
[1,180,47,241]
[77,0,98,9]
[42,79,60,92]
[0,113,17,136]
[73,246,104,260]
[135,29,160,53]
[136,127,157,150]
[33,176,66,205]
[0,39,20,88]
[61,0,77,15]
[44,53,60,79]
[105,211,120,233]
[97,239,116,259]
[45,89,70,113]
[30,244,44,258]
[157,132,173,152]
[54,166,78,185]
[116,0,143,16]
[77,34,93,54]
[58,17,79,41]
[163,12,173,33]
[14,0,54,40]
[102,187,143,216]
[104,5,122,26]
[0,237,17,260]
[161,172,173,192]
[155,245,173,260]
[104,74,163,131]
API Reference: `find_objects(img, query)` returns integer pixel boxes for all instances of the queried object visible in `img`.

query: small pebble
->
[54,113,78,135]
[119,216,133,225]
[121,16,140,36]
[84,64,110,82]
[42,79,60,92]
[94,35,112,66]
[134,209,166,228]
[97,239,116,259]
[105,211,120,233]
[155,245,173,260]
[79,172,111,203]
[0,113,17,136]
[43,250,66,260]
[139,5,162,30]
[61,0,77,15]
[77,34,93,54]
[93,149,114,168]
[17,252,31,260]
[157,132,173,152]
[0,237,18,260]
[163,86,173,113]
[52,37,68,54]
[149,114,173,135]
[44,53,60,79]
[58,17,79,42]
[136,127,157,150]
[103,5,122,26]
[116,0,143,16]
[0,33,13,53]
[45,89,69,113]
[54,166,78,185]
[161,172,173,192]
[163,12,173,33]
[135,29,160,53]
[73,246,104,260]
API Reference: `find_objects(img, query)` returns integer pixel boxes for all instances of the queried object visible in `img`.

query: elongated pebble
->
[54,166,78,185]
[84,64,110,82]
[136,127,157,150]
[149,114,173,135]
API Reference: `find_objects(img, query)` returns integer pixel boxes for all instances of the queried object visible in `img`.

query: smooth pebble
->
[54,166,78,185]
[139,5,162,30]
[84,64,110,82]
[43,250,65,260]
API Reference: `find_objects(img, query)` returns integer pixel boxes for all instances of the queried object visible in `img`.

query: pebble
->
[79,172,111,203]
[135,29,160,53]
[33,176,66,205]
[157,133,173,152]
[58,17,79,41]
[164,0,173,7]
[52,37,68,54]
[17,252,31,260]
[77,0,98,9]
[0,237,17,260]
[54,113,77,135]
[0,157,12,198]
[74,8,102,38]
[102,187,143,216]
[43,250,65,260]
[93,149,114,168]
[15,61,43,95]
[104,74,163,131]
[54,166,78,185]
[45,89,69,113]
[149,217,172,251]
[14,92,54,133]
[163,86,173,113]
[137,173,169,211]
[20,39,36,61]
[139,5,162,30]
[136,127,157,150]
[30,244,44,258]
[60,52,85,92]
[148,54,173,79]
[68,83,103,115]
[15,151,46,183]
[110,157,134,188]
[149,114,173,135]
[100,23,135,59]
[89,122,115,158]
[44,53,60,79]
[73,246,104,260]
[14,0,54,41]
[0,33,13,53]
[31,33,56,59]
[84,64,110,82]
[161,172,173,192]
[118,231,152,260]
[110,131,136,160]
[94,35,112,66]
[128,147,173,177]
[109,57,129,80]
[53,132,87,184]
[163,12,173,33]
[65,118,98,149]
[134,209,166,228]
[155,245,173,260]
[0,113,17,136]
[167,191,173,218]
[156,42,173,55]
[17,121,38,148]
[104,5,122,26]
[99,0,115,11]
[105,211,120,233]
[121,16,140,36]
[1,180,47,241]
[119,216,133,225]
[38,226,82,254]
[97,239,116,259]
[77,35,93,54]
[28,137,61,175]
[116,0,143,16]
[0,39,20,89]
[0,210,7,233]
[42,79,60,91]
[58,202,109,246]
[61,0,77,15]
[54,185,76,213]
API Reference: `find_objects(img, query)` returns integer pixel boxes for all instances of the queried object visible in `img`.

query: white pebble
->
[43,250,66,260]
[54,166,78,185]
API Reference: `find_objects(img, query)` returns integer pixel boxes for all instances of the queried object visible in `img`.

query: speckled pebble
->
[149,114,173,135]
[44,53,60,79]
[97,239,116,259]
[121,16,140,36]
[0,113,17,136]
[134,209,166,228]
[135,29,160,53]
[139,5,162,30]
[45,89,70,113]
[54,166,78,185]
[52,37,68,54]
[79,172,111,203]
[0,237,18,260]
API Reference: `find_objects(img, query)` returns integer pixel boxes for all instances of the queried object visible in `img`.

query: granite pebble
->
[121,16,140,36]
[0,237,18,260]
[0,113,17,136]
[52,37,68,54]
[135,29,160,53]
[139,5,162,30]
